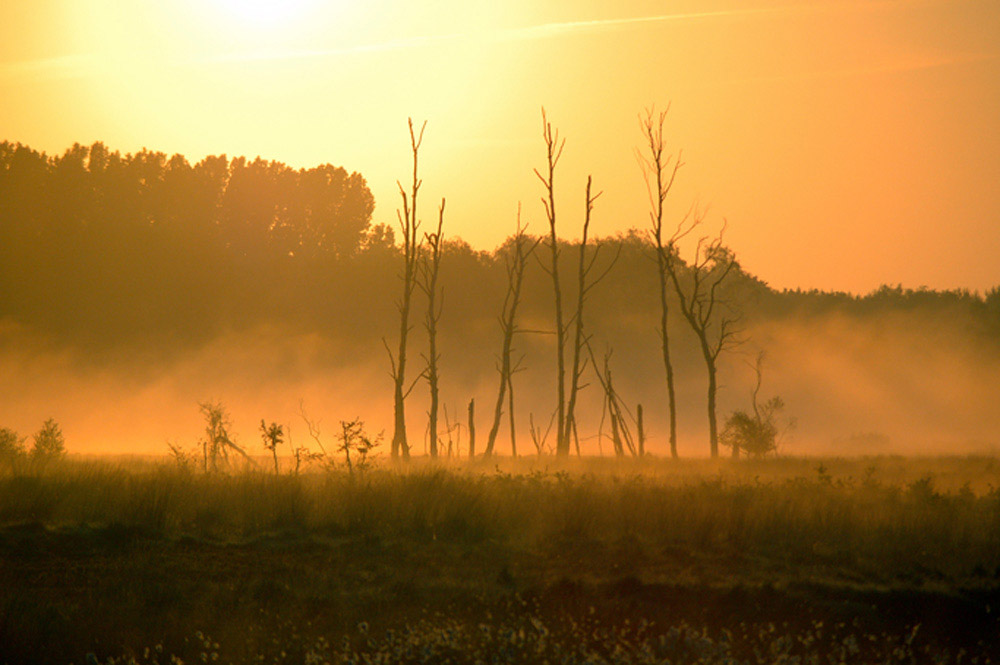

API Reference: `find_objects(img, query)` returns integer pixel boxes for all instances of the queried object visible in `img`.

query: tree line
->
[2,122,999,459]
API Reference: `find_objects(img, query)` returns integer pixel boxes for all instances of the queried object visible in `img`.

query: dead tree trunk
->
[386,118,426,460]
[485,215,538,457]
[467,398,475,459]
[666,218,741,459]
[610,407,623,458]
[534,109,568,457]
[639,107,683,459]
[507,372,517,457]
[706,353,720,458]
[534,116,617,458]
[418,200,445,458]
[565,177,619,456]
[637,404,646,457]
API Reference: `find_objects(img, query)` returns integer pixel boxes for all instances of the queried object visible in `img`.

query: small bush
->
[720,397,786,458]
[31,418,66,461]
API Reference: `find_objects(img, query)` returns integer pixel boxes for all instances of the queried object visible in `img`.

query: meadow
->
[1,454,998,664]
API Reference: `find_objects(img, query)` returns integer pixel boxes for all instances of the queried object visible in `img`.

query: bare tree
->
[667,217,742,458]
[385,118,426,460]
[534,108,569,457]
[638,106,684,459]
[564,176,619,456]
[484,212,539,457]
[418,199,446,457]
[529,411,556,457]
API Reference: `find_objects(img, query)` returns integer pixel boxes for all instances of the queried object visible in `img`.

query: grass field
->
[1,455,998,664]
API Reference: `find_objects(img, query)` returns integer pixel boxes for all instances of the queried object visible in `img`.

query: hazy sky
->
[2,0,998,293]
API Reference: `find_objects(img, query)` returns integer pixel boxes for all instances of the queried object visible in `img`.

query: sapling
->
[31,418,66,462]
[337,419,382,475]
[260,420,284,475]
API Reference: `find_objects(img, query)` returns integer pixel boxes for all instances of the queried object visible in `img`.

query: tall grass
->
[2,455,998,582]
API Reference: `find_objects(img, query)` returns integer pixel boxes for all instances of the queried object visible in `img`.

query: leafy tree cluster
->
[0,418,66,466]
[0,141,375,346]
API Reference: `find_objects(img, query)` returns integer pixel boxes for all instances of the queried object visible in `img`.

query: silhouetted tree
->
[667,218,742,458]
[638,107,684,459]
[484,214,539,457]
[386,119,427,459]
[260,420,284,475]
[337,419,381,475]
[199,402,252,472]
[31,418,66,461]
[565,177,619,456]
[534,109,570,457]
[418,199,446,457]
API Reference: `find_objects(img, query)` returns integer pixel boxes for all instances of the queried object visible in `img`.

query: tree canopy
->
[1,138,997,363]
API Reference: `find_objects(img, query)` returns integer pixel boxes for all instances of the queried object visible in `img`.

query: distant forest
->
[3,140,1000,455]
[2,140,997,357]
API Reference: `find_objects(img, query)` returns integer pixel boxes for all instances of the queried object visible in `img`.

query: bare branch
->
[382,337,398,378]
[298,400,328,456]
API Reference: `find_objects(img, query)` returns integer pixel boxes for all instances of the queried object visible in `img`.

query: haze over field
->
[1,221,997,456]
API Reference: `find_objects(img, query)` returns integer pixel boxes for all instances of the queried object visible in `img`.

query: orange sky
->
[2,0,998,293]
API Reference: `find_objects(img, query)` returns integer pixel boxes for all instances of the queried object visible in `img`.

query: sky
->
[2,0,998,293]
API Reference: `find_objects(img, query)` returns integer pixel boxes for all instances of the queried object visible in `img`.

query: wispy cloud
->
[714,51,1000,87]
[502,5,802,41]
[206,5,805,65]
[201,1,922,66]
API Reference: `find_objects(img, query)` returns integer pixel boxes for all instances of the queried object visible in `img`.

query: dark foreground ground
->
[1,458,999,663]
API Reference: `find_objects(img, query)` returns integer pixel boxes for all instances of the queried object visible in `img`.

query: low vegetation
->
[1,454,997,663]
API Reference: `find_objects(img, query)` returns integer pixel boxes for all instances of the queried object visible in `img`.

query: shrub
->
[720,397,786,458]
[31,418,66,461]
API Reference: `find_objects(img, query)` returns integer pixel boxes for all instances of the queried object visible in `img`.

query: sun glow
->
[213,0,320,28]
